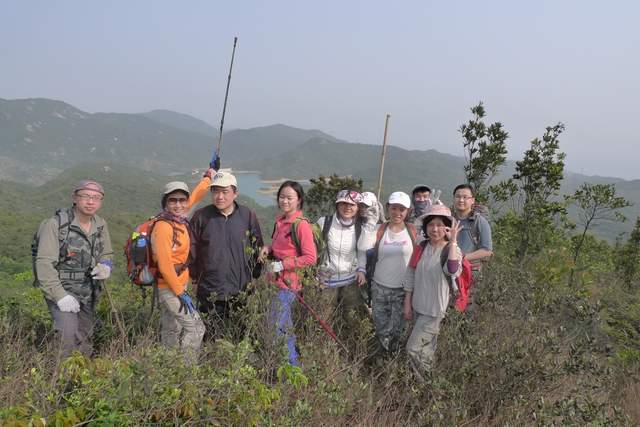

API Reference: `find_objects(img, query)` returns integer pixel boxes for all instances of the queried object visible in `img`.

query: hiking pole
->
[376,114,391,201]
[211,36,238,170]
[294,292,349,354]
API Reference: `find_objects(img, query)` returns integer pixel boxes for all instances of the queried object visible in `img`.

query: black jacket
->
[189,202,263,301]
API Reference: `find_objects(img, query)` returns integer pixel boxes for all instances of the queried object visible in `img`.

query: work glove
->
[209,152,221,171]
[178,293,196,315]
[202,167,217,179]
[431,189,443,205]
[267,261,284,274]
[91,261,112,280]
[57,294,80,313]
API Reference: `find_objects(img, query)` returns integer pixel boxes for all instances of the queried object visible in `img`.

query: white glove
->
[267,261,284,273]
[91,263,111,280]
[431,189,443,205]
[57,294,80,313]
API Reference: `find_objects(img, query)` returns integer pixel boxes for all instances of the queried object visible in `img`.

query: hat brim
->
[336,199,357,205]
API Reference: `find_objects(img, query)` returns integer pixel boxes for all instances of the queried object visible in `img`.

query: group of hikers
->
[33,168,493,378]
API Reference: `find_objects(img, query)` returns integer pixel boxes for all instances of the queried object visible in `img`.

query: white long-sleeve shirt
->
[317,215,372,288]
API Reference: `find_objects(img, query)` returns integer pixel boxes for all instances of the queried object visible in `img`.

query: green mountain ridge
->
[0,98,212,183]
[140,109,218,138]
[0,161,277,268]
[1,97,638,240]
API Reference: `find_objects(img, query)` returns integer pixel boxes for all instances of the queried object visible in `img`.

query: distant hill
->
[139,109,218,138]
[221,124,335,167]
[236,136,466,193]
[0,162,277,268]
[1,97,638,241]
[0,98,211,183]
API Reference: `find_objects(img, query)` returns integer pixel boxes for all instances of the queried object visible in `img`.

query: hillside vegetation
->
[1,101,640,425]
[2,97,639,240]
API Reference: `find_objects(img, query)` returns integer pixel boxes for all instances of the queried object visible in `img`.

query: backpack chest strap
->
[59,270,89,281]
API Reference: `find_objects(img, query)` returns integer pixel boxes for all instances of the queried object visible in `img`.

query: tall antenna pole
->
[216,36,238,159]
[376,114,391,200]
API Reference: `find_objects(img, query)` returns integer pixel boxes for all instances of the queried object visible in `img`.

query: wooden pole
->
[376,114,391,201]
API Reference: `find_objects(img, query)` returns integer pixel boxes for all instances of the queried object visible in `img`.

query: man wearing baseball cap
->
[34,180,113,358]
[189,171,264,333]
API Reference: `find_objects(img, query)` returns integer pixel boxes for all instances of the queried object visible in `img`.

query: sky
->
[2,0,639,179]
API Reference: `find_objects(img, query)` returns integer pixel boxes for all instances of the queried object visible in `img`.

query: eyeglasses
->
[167,197,189,204]
[454,195,473,201]
[75,194,103,202]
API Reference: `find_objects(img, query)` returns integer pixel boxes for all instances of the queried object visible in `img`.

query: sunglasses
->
[167,197,189,204]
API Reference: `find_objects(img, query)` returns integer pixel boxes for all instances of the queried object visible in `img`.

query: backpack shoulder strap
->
[321,215,333,261]
[290,217,305,254]
[465,212,480,247]
[408,240,428,269]
[368,223,388,275]
[150,214,181,250]
[56,208,73,260]
[321,215,332,242]
[405,222,418,246]
[439,242,457,292]
[439,242,452,268]
[355,217,363,243]
[373,223,388,256]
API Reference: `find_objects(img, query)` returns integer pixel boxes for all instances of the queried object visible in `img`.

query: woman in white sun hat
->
[316,189,369,327]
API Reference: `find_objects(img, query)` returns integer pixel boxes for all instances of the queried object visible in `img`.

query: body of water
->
[235,173,276,206]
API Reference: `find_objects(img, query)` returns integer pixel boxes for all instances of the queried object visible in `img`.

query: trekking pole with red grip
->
[294,292,349,354]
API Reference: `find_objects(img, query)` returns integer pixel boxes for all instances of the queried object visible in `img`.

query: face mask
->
[413,200,431,217]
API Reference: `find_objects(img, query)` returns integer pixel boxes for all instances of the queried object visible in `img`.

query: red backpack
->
[123,214,185,286]
[408,241,473,312]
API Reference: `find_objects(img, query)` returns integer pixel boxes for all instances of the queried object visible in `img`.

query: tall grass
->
[1,251,638,425]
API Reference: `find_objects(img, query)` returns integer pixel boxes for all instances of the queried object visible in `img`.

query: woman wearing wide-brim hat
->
[403,203,463,379]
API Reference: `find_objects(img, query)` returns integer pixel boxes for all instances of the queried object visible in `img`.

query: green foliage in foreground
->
[2,228,640,426]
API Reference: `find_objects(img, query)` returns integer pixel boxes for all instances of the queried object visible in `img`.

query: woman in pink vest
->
[260,181,317,366]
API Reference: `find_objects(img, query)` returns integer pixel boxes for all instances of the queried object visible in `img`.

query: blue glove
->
[178,293,196,315]
[209,152,221,171]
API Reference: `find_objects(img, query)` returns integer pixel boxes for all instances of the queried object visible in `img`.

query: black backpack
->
[31,208,74,287]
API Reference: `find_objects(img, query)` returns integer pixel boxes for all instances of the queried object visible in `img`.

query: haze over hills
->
[140,109,218,139]
[0,98,212,182]
[1,97,639,240]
